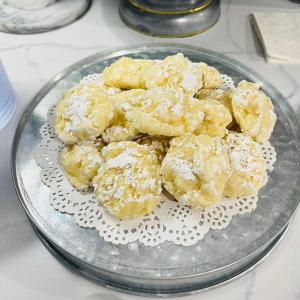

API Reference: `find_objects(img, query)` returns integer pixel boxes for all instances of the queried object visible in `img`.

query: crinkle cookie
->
[194,99,232,137]
[54,84,114,144]
[199,63,223,89]
[81,73,121,96]
[93,141,161,219]
[223,132,267,197]
[143,53,203,95]
[101,111,140,143]
[161,134,231,208]
[60,141,104,190]
[115,88,204,137]
[231,80,276,143]
[103,57,154,89]
[101,89,142,143]
[136,135,170,162]
[196,88,233,115]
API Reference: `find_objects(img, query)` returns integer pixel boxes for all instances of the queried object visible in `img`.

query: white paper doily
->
[34,73,277,246]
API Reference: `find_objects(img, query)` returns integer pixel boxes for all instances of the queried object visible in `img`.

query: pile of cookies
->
[54,53,276,219]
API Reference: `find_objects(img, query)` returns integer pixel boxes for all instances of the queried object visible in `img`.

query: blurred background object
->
[119,0,220,37]
[3,0,56,10]
[0,0,91,34]
[0,60,15,131]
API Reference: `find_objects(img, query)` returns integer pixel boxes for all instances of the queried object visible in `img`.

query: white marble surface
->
[0,0,300,299]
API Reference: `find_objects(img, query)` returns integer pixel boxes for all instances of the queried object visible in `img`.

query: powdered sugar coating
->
[136,135,170,162]
[55,55,277,220]
[161,134,231,208]
[103,57,154,89]
[231,80,276,143]
[223,132,267,197]
[54,84,114,144]
[80,73,121,95]
[60,141,104,190]
[102,115,140,143]
[143,53,203,95]
[93,141,161,219]
[113,88,204,137]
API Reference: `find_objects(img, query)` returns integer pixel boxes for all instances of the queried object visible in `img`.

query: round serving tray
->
[31,220,290,296]
[12,44,300,296]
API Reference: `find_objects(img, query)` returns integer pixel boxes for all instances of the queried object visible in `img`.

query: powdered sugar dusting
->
[80,73,121,95]
[225,133,264,176]
[171,102,184,117]
[232,92,249,106]
[106,147,138,169]
[64,93,88,132]
[35,66,278,246]
[181,71,198,92]
[87,153,103,167]
[164,157,196,181]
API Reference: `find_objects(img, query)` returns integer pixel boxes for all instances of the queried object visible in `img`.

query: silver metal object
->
[12,44,300,296]
[127,0,214,13]
[119,0,220,37]
[32,221,290,297]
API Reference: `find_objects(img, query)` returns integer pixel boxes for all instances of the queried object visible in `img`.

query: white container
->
[4,0,56,10]
[0,60,15,131]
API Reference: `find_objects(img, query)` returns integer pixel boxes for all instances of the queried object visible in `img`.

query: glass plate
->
[12,44,300,295]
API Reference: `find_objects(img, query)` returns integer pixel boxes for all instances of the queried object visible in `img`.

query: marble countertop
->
[1,0,300,299]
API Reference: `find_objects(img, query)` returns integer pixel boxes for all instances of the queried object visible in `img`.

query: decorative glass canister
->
[119,0,220,37]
